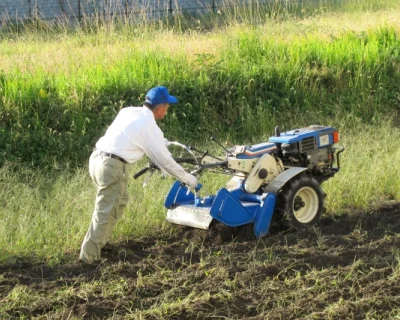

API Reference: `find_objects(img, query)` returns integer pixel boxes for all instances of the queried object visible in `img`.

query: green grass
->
[1,0,400,263]
[1,1,400,165]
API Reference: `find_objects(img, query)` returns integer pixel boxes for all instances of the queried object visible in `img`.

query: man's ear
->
[153,104,163,119]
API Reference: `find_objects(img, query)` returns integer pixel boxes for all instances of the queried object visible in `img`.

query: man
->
[79,86,198,263]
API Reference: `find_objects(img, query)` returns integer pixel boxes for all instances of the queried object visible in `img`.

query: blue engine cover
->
[234,126,337,159]
[269,125,337,147]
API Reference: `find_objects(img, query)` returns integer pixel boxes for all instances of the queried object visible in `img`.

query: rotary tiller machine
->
[134,125,344,238]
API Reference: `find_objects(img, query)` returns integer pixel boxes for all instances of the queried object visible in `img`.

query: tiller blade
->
[166,205,213,230]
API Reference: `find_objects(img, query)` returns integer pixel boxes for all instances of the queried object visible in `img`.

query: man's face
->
[154,103,169,120]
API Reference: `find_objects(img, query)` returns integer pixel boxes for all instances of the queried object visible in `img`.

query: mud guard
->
[209,187,277,236]
[165,181,203,208]
[253,193,277,238]
[210,188,255,226]
[264,167,308,193]
[254,167,308,237]
[164,181,194,208]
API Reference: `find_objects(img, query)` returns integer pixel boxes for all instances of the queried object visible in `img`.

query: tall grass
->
[1,0,400,263]
[1,21,399,165]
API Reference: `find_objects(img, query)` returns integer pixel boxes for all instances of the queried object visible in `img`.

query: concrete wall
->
[1,0,31,21]
[0,0,236,23]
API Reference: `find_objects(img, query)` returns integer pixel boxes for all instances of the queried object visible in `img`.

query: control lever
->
[210,136,233,156]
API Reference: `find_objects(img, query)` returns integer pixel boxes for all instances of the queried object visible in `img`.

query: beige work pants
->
[79,150,129,263]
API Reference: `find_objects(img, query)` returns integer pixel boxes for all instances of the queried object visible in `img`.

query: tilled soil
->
[1,204,400,319]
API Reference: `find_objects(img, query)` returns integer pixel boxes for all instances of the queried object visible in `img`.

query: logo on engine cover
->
[319,135,329,146]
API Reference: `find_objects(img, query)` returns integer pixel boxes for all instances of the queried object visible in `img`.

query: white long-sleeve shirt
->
[96,106,192,183]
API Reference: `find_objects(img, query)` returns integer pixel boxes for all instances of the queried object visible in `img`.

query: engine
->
[201,125,342,192]
[270,125,341,183]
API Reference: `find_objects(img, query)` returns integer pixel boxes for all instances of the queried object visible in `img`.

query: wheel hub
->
[294,196,305,210]
[292,186,319,223]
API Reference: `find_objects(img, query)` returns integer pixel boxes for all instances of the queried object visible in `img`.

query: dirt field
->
[1,204,400,319]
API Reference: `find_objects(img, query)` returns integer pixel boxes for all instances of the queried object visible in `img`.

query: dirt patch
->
[1,204,400,319]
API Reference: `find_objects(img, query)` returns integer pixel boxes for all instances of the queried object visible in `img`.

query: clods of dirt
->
[1,204,400,319]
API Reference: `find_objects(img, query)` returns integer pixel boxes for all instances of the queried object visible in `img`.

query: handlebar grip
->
[180,182,203,191]
[133,167,150,179]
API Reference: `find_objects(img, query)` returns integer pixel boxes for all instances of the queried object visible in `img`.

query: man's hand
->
[184,174,198,188]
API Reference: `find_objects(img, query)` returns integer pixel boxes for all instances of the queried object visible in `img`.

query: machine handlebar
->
[133,159,229,180]
[133,166,151,179]
[133,157,200,180]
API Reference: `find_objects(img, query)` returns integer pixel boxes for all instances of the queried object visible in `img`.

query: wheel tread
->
[275,174,324,230]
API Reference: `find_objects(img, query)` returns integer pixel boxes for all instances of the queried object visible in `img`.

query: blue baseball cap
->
[145,86,178,105]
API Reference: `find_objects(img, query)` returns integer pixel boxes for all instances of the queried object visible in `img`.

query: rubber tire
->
[276,174,324,230]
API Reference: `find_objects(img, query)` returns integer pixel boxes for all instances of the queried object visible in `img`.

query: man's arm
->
[137,127,197,186]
